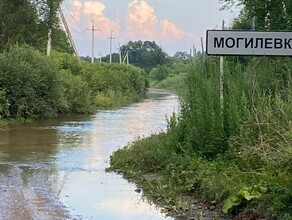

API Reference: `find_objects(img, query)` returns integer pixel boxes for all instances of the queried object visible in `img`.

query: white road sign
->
[206,30,292,56]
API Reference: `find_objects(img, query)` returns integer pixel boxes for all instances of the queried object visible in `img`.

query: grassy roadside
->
[107,57,292,220]
[107,130,292,220]
[107,132,228,219]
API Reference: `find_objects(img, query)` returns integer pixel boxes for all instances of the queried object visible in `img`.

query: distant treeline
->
[0,45,147,121]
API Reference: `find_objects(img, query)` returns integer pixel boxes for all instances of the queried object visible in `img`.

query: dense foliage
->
[0,45,62,119]
[81,40,170,78]
[0,0,72,53]
[0,45,147,120]
[109,56,292,219]
[120,40,169,73]
[149,57,191,93]
[221,0,292,30]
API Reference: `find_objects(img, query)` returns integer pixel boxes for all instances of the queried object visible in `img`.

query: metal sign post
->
[219,21,225,123]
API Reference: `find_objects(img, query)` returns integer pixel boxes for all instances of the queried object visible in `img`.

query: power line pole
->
[99,53,102,63]
[46,29,52,56]
[193,45,196,57]
[59,6,79,58]
[200,37,205,62]
[88,19,100,64]
[252,16,256,30]
[220,20,225,124]
[119,44,122,64]
[108,31,115,64]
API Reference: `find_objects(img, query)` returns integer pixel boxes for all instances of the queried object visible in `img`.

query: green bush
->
[0,46,148,120]
[52,51,83,75]
[52,52,147,111]
[57,69,93,113]
[149,65,171,81]
[0,45,62,119]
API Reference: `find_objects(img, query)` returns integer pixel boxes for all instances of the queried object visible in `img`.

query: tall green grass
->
[109,56,292,219]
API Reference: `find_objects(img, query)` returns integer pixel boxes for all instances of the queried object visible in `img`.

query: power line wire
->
[61,2,85,33]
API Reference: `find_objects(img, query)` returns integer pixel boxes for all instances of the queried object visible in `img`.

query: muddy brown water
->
[0,89,178,220]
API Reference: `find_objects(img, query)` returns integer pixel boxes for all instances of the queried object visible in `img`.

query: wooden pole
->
[200,37,205,62]
[87,19,100,64]
[46,29,52,56]
[220,20,225,120]
[108,31,115,64]
[59,6,79,58]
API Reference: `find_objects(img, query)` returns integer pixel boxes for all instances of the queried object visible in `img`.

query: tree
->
[120,40,169,73]
[0,45,63,119]
[174,51,192,63]
[102,53,120,63]
[32,0,63,27]
[51,28,74,54]
[221,0,292,30]
[0,0,71,53]
[0,0,40,51]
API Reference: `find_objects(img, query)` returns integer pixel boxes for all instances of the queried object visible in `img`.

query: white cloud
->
[126,0,158,39]
[125,1,195,41]
[65,0,119,38]
[69,0,82,22]
[63,0,200,55]
[82,2,105,16]
[160,19,184,39]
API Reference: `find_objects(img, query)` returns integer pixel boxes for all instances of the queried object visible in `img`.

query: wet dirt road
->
[0,90,178,220]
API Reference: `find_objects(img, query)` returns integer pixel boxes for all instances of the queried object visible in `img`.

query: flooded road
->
[0,89,178,220]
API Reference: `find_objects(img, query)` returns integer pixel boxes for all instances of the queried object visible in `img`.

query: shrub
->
[0,45,62,119]
[57,69,93,113]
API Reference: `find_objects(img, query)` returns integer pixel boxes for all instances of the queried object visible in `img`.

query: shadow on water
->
[0,89,178,220]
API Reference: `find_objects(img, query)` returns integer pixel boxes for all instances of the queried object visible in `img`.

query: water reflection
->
[58,172,172,220]
[0,125,58,162]
[0,89,178,220]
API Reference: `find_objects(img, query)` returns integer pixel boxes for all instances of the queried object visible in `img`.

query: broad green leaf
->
[222,196,242,213]
[251,190,262,199]
[239,189,252,200]
[259,186,268,193]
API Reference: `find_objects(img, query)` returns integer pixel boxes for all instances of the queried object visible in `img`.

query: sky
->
[61,0,241,57]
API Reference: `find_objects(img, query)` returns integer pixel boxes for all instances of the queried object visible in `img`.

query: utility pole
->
[220,20,225,123]
[108,31,115,64]
[192,45,196,65]
[46,29,52,56]
[99,53,102,63]
[252,16,256,30]
[200,37,205,62]
[59,6,79,58]
[122,52,127,63]
[88,19,100,64]
[122,51,129,65]
[119,44,122,64]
